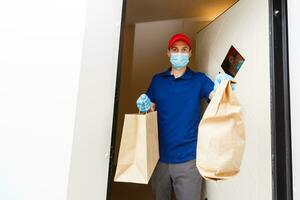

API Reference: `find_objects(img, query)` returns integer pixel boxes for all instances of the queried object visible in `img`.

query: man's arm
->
[201,74,214,102]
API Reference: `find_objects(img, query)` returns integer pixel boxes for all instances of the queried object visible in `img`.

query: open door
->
[107,0,293,199]
[66,1,124,200]
[107,1,239,199]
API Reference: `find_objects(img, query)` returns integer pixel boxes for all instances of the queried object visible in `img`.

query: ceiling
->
[125,0,238,24]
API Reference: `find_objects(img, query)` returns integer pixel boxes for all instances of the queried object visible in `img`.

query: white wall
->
[0,0,123,200]
[0,0,87,200]
[66,1,123,200]
[196,0,272,199]
[287,0,300,199]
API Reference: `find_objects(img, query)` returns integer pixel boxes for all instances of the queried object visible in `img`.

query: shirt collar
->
[162,66,193,80]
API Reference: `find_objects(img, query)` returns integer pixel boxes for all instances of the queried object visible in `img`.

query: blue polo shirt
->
[146,67,214,164]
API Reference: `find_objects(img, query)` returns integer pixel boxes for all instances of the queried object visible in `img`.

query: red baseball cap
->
[168,33,192,49]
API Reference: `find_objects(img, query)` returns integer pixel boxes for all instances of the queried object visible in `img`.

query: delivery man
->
[136,33,233,200]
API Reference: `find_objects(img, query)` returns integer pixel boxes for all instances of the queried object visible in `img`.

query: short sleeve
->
[201,75,214,102]
[146,75,156,103]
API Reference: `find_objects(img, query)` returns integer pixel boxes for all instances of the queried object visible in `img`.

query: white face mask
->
[170,53,190,69]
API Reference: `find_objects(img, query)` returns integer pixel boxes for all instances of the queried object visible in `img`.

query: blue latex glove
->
[136,94,151,113]
[214,73,236,91]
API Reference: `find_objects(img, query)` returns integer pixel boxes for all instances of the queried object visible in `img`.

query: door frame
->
[106,0,127,199]
[269,0,293,199]
[107,0,293,199]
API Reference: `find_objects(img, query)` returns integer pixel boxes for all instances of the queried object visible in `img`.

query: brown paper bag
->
[114,111,159,184]
[196,80,245,180]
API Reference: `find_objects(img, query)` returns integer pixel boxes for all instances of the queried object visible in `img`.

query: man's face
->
[167,41,192,58]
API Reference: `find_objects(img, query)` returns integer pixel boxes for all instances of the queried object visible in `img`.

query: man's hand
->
[136,94,152,113]
[214,73,236,91]
[209,73,236,100]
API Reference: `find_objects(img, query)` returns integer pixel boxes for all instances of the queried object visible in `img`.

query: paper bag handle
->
[138,109,151,115]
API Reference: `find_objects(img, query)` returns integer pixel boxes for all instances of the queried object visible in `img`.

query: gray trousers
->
[151,159,203,200]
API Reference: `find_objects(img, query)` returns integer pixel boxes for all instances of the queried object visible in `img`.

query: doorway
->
[106,0,292,199]
[107,1,238,199]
